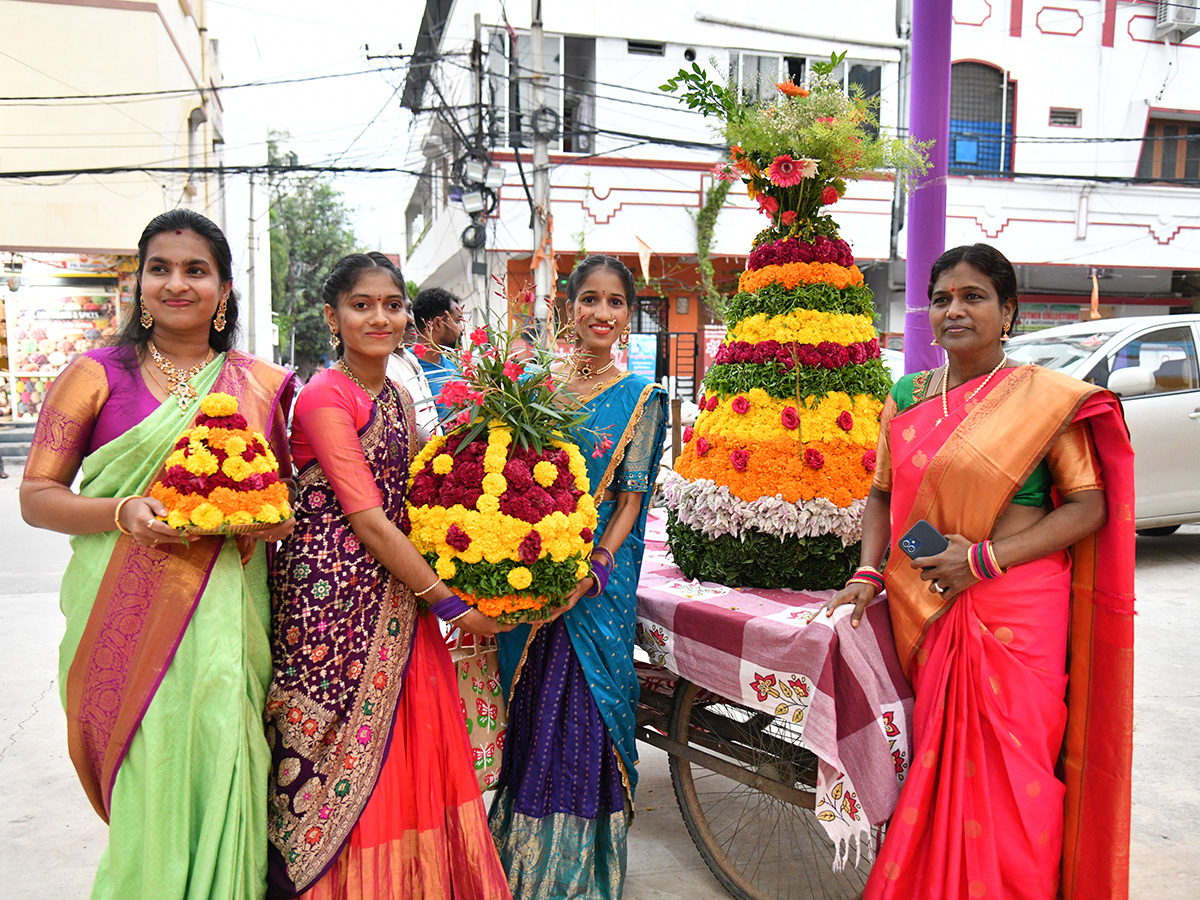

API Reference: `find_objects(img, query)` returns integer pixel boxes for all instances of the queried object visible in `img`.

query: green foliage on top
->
[268,132,358,379]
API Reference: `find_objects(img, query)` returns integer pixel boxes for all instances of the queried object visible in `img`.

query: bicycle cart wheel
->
[667,678,871,900]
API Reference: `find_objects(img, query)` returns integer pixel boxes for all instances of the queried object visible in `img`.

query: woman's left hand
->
[910,533,979,599]
[235,519,296,565]
[547,578,593,622]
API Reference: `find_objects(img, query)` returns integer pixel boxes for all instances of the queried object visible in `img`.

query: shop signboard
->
[627,333,658,380]
[1020,303,1084,332]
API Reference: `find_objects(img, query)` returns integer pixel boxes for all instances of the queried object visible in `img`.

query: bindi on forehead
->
[175,230,183,235]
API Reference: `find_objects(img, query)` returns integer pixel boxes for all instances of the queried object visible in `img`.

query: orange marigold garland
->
[150,392,292,532]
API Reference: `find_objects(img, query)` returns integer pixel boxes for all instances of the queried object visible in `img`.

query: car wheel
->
[1136,525,1181,537]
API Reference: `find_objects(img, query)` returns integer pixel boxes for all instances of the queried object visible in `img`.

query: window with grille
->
[1137,118,1200,183]
[1049,108,1081,127]
[634,296,669,334]
[950,62,1015,174]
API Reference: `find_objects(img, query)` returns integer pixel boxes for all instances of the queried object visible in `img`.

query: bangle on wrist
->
[968,541,1006,580]
[114,495,139,536]
[414,578,442,597]
[591,546,614,569]
[584,559,611,597]
[429,593,472,622]
[848,566,885,593]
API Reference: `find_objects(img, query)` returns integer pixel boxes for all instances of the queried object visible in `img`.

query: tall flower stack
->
[661,54,928,589]
[151,392,292,532]
[406,323,600,623]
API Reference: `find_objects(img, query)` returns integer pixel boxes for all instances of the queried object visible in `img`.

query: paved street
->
[1,473,1197,898]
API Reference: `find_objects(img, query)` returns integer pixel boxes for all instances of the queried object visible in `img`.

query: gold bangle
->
[856,564,882,574]
[114,495,139,536]
[414,579,442,597]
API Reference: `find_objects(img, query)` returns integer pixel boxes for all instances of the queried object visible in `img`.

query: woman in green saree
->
[20,209,297,900]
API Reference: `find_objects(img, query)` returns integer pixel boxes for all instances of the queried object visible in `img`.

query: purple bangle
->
[584,560,610,597]
[429,593,472,622]
[591,547,614,569]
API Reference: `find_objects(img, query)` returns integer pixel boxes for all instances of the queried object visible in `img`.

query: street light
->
[484,166,506,189]
[463,158,487,184]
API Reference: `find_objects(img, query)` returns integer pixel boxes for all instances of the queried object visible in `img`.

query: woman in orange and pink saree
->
[827,243,1135,900]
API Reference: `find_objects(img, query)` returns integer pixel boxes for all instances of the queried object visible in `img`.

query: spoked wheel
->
[667,678,871,900]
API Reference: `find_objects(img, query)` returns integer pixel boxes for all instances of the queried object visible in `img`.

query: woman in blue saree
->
[491,255,668,899]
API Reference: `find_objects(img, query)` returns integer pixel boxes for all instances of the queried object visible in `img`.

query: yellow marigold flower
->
[507,566,533,590]
[184,448,219,476]
[576,493,596,518]
[728,308,875,347]
[477,494,500,515]
[190,502,224,530]
[189,425,211,442]
[432,454,453,475]
[166,449,186,469]
[482,473,508,496]
[227,511,255,526]
[166,509,190,529]
[250,456,275,475]
[200,393,238,417]
[224,435,248,457]
[533,460,559,487]
[483,449,507,474]
[435,556,457,580]
[222,456,254,482]
[257,504,283,524]
[576,559,591,579]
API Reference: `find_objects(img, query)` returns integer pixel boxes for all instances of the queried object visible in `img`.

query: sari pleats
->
[297,614,508,900]
[868,554,1070,900]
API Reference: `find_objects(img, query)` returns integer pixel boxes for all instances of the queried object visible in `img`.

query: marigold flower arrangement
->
[150,392,291,533]
[659,53,928,590]
[407,320,599,623]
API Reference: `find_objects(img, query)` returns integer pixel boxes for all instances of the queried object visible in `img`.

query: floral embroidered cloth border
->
[634,511,913,867]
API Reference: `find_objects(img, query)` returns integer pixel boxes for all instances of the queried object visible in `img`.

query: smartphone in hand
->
[898,520,949,562]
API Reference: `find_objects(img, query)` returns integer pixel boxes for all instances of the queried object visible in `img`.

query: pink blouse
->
[290,367,387,515]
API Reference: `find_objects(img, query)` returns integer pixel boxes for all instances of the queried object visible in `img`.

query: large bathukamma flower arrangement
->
[151,392,292,533]
[406,320,600,623]
[661,54,928,589]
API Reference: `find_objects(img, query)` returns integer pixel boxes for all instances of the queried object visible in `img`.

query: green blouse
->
[891,372,1052,508]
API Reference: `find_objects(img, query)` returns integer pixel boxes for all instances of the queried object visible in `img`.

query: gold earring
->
[140,302,153,329]
[1001,321,1011,343]
[619,324,630,348]
[929,336,939,346]
[329,330,341,352]
[213,295,228,332]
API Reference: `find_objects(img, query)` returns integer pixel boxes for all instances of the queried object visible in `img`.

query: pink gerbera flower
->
[767,154,806,188]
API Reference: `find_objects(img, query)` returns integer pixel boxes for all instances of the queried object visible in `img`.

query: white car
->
[1006,314,1200,534]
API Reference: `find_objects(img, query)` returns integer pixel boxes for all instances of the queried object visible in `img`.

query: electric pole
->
[530,0,553,332]
[247,172,257,355]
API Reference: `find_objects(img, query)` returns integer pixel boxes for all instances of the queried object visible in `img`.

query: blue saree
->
[491,372,668,900]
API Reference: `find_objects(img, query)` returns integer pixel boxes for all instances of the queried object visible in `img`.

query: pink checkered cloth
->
[635,512,913,867]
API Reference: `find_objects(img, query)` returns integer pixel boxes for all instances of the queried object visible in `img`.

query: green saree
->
[31,350,294,900]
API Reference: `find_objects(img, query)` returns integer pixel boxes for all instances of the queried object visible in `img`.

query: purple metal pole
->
[904,0,954,374]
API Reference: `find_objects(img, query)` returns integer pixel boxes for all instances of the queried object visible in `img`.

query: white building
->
[400,0,1200,391]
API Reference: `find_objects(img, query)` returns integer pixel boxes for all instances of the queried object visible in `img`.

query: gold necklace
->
[148,341,215,412]
[572,351,616,380]
[339,360,400,429]
[938,353,1007,425]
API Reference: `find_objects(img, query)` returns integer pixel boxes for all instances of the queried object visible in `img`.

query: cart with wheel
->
[633,521,913,900]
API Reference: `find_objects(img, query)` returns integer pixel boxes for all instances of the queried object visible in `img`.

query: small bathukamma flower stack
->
[151,392,291,532]
[661,55,928,589]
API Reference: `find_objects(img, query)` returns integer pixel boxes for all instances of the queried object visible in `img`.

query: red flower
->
[804,449,825,469]
[580,527,594,543]
[766,154,805,188]
[682,425,693,443]
[757,194,780,216]
[696,437,711,457]
[503,360,525,379]
[706,395,719,412]
[731,449,750,472]
[445,523,472,551]
[780,406,800,430]
[837,411,854,431]
[518,530,543,564]
[373,672,389,690]
[821,185,839,206]
[780,210,798,226]
[731,395,750,415]
[470,327,488,346]
[412,343,427,357]
[862,450,877,472]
